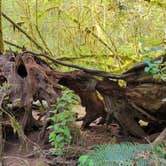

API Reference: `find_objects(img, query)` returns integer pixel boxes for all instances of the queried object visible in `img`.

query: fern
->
[78,142,166,166]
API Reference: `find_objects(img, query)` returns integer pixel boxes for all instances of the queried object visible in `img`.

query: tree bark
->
[58,55,166,137]
[0,0,4,165]
[0,0,3,54]
[0,110,3,166]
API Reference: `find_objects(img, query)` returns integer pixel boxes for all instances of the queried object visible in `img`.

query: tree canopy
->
[2,0,165,72]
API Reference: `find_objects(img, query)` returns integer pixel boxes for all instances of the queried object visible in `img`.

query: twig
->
[153,128,166,144]
[4,40,24,50]
[4,41,114,64]
[97,21,122,67]
[35,0,53,55]
[131,103,158,121]
[90,30,114,55]
[4,41,111,62]
[56,54,112,61]
[60,8,115,56]
[35,26,53,55]
[2,12,45,53]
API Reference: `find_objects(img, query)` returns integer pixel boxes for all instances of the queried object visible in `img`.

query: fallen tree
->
[0,51,165,140]
[58,54,166,137]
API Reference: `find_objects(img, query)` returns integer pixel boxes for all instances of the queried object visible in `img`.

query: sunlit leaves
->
[2,0,166,72]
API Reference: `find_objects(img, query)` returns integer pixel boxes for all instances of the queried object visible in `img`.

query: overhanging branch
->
[22,50,130,79]
[2,12,45,53]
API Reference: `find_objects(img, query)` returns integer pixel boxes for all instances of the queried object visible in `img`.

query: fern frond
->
[79,142,166,166]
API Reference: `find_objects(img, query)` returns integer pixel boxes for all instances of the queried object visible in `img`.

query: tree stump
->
[0,52,61,135]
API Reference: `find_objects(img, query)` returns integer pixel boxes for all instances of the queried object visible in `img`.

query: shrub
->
[48,90,77,155]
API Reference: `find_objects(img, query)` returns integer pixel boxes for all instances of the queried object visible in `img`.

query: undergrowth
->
[78,142,166,166]
[144,58,166,81]
[48,90,78,155]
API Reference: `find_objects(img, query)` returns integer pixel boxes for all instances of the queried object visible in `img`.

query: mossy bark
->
[0,0,4,54]
[0,0,4,165]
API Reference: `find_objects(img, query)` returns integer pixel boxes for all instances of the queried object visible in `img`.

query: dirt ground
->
[2,105,145,166]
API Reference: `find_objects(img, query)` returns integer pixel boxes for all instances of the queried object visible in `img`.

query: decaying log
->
[59,70,106,128]
[0,52,61,133]
[0,51,165,140]
[57,54,166,137]
[96,79,146,137]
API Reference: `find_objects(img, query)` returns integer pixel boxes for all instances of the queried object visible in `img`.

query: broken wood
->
[0,52,61,134]
[153,128,166,144]
[57,53,166,137]
[59,70,106,128]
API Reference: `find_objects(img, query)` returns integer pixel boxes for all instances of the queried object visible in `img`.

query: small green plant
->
[144,58,166,81]
[48,90,77,155]
[155,143,166,159]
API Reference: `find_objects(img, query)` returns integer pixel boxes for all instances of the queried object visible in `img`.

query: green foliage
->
[156,143,166,159]
[2,0,166,72]
[78,142,166,166]
[144,58,166,80]
[48,90,77,155]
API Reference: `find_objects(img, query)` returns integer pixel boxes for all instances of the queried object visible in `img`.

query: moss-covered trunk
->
[0,0,3,54]
[0,1,4,164]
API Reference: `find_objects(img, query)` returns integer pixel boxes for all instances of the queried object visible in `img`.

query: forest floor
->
[3,105,145,166]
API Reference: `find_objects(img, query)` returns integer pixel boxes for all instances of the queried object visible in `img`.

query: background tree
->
[0,0,4,165]
[2,0,165,72]
[0,0,3,54]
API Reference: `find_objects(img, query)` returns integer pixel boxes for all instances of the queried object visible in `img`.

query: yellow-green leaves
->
[2,0,166,72]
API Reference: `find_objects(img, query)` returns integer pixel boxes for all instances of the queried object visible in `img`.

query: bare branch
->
[4,40,24,50]
[22,50,128,79]
[2,12,45,53]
